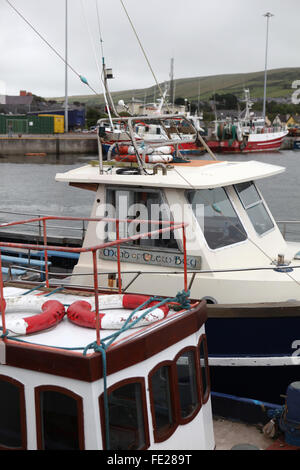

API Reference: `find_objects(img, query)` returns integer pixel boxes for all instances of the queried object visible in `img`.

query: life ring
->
[1,295,65,335]
[67,294,169,330]
[115,154,173,163]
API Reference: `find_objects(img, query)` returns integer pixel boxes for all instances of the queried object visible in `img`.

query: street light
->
[65,0,68,133]
[262,12,274,123]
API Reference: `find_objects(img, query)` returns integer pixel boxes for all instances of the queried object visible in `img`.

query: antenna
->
[263,12,274,122]
[169,58,175,108]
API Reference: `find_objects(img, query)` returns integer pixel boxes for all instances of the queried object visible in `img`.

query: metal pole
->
[262,12,274,122]
[65,0,69,133]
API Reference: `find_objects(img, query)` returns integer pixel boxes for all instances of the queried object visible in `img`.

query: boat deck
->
[213,417,272,450]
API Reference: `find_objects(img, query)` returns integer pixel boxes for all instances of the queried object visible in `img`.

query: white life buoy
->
[67,293,169,330]
[1,295,65,335]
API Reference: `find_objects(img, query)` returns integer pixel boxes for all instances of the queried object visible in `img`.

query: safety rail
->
[0,216,188,346]
[0,209,87,242]
[98,113,217,173]
[277,220,300,242]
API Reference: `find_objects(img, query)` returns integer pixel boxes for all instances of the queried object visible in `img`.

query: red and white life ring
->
[115,154,173,164]
[1,295,65,335]
[67,294,169,330]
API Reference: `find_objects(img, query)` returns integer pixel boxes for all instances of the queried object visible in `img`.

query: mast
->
[169,57,174,110]
[262,12,274,123]
[64,0,68,133]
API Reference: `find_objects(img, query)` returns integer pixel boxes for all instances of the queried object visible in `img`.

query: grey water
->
[0,150,300,239]
[0,153,96,240]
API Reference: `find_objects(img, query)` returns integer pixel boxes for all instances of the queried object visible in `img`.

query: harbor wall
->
[0,135,98,156]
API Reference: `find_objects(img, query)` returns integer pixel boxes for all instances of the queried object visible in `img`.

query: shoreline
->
[0,133,98,155]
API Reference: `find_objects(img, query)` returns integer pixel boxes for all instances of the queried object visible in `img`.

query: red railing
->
[0,216,189,346]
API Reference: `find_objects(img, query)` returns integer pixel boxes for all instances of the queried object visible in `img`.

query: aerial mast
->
[262,12,274,123]
[64,0,68,133]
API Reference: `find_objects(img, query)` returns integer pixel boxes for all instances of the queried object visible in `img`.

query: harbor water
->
[0,149,300,240]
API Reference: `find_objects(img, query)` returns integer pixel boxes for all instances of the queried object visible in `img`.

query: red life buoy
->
[2,296,65,335]
[67,294,169,330]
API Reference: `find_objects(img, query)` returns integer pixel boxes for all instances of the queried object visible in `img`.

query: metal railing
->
[277,220,300,242]
[0,209,87,242]
[0,216,189,345]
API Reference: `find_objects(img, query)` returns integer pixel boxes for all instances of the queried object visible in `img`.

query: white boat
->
[0,218,215,450]
[53,115,300,411]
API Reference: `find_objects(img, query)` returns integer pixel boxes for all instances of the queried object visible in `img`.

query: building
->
[273,114,289,128]
[29,108,86,130]
[1,91,34,114]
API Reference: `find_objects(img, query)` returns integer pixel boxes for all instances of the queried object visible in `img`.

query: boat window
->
[149,364,175,442]
[176,350,199,420]
[35,386,84,450]
[100,379,148,450]
[199,336,210,404]
[235,182,274,235]
[186,188,247,249]
[0,376,26,449]
[106,188,179,250]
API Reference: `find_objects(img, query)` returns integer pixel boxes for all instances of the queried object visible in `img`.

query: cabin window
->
[106,188,179,250]
[0,376,26,449]
[176,350,199,420]
[100,379,149,450]
[235,182,274,235]
[149,364,176,441]
[35,386,84,450]
[199,336,210,403]
[187,188,247,249]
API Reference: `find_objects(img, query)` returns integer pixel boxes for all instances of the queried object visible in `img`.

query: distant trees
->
[252,100,300,121]
[209,93,238,109]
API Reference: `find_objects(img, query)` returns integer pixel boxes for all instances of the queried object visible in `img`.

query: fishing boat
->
[205,90,288,153]
[0,218,215,450]
[101,97,204,157]
[52,114,300,417]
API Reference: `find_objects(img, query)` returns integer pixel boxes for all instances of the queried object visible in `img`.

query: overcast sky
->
[0,0,299,98]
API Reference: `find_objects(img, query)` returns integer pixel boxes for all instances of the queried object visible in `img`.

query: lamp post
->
[262,12,274,123]
[64,0,68,133]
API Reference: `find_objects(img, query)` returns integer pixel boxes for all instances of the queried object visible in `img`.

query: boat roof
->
[55,159,285,190]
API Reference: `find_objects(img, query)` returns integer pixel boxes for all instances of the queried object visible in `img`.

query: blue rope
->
[21,283,45,295]
[83,290,191,450]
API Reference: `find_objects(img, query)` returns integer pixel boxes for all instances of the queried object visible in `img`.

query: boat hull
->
[205,131,288,153]
[205,303,300,419]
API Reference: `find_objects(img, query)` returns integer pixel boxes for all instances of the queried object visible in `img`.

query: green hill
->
[49,67,300,106]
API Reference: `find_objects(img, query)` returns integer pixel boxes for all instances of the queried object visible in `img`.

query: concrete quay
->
[0,134,98,156]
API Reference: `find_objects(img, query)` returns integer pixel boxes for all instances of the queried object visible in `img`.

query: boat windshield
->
[234,181,274,235]
[186,187,247,249]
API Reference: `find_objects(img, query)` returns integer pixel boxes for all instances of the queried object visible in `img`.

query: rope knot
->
[173,290,191,310]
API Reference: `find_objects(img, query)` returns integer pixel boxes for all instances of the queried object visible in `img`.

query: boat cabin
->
[56,156,300,304]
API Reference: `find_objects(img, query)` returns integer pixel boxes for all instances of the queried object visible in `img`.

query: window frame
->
[99,377,150,450]
[35,385,85,450]
[0,375,27,450]
[105,186,181,252]
[234,181,275,237]
[148,361,179,443]
[186,187,248,251]
[198,335,211,405]
[174,346,202,425]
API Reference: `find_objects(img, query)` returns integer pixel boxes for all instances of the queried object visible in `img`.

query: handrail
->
[277,220,300,240]
[0,216,188,346]
[0,209,87,240]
